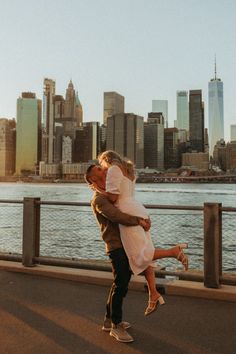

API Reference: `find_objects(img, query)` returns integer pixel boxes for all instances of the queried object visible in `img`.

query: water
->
[0,182,235,272]
[2,182,236,206]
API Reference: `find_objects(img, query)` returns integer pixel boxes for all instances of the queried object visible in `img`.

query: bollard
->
[204,203,222,288]
[22,197,40,266]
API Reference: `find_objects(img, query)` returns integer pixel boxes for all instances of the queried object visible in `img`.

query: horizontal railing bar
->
[34,256,111,270]
[144,204,203,211]
[222,207,236,212]
[0,199,23,204]
[0,198,235,212]
[38,201,91,207]
[38,200,204,211]
[0,253,22,262]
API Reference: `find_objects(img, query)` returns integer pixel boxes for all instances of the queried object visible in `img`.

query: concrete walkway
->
[0,266,235,354]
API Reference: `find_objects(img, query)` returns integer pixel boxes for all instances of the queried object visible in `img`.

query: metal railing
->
[0,198,235,288]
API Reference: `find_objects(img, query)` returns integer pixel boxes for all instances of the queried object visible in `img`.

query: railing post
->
[22,197,40,266]
[204,203,222,288]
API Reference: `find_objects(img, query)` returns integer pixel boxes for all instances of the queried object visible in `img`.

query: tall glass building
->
[16,92,41,175]
[208,65,224,156]
[152,100,168,128]
[176,91,189,131]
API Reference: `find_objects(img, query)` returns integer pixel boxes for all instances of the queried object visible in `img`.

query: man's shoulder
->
[91,192,107,205]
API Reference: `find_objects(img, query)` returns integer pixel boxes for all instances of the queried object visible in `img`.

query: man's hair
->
[84,164,96,184]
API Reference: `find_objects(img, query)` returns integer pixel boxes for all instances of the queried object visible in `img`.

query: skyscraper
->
[176,91,189,131]
[0,118,16,176]
[208,60,224,156]
[230,125,236,142]
[16,92,41,175]
[152,100,168,128]
[75,92,83,127]
[42,78,55,163]
[189,90,204,152]
[164,128,181,169]
[64,80,83,138]
[42,79,83,164]
[144,113,164,170]
[106,113,144,168]
[74,122,100,162]
[103,92,125,126]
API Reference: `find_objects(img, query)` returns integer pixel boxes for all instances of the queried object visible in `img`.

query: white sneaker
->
[102,318,131,332]
[110,323,134,343]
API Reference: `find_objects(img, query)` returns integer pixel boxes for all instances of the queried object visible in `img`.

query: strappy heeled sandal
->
[176,244,189,271]
[144,295,165,316]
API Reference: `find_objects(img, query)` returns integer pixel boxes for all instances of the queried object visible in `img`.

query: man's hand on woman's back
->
[139,218,151,231]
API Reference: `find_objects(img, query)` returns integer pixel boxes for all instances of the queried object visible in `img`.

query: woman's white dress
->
[106,165,155,275]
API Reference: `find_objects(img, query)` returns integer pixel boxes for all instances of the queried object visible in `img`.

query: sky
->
[0,0,236,141]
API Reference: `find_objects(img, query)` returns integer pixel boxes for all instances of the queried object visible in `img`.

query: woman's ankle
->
[149,291,160,300]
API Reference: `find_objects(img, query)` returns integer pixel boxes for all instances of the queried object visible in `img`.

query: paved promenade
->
[0,267,235,354]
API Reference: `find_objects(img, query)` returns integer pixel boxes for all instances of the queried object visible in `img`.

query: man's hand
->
[139,217,151,231]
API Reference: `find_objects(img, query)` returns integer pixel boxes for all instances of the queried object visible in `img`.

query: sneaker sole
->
[109,332,134,343]
[102,324,131,332]
[102,326,111,332]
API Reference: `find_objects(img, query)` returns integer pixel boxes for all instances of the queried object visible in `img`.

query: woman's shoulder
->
[108,164,123,176]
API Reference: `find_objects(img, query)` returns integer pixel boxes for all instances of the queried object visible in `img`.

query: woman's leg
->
[143,266,165,316]
[152,244,188,270]
[143,266,160,301]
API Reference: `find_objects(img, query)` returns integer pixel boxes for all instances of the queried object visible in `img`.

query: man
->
[85,165,150,343]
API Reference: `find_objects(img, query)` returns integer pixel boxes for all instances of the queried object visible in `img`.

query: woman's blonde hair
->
[98,150,135,179]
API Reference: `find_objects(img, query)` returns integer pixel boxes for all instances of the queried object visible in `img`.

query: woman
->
[97,150,189,316]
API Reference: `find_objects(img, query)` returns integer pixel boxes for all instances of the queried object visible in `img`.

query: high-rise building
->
[208,60,224,156]
[42,79,83,164]
[103,92,125,126]
[213,139,226,170]
[42,78,56,163]
[75,92,83,127]
[74,122,100,162]
[152,100,168,128]
[0,118,16,176]
[225,142,236,171]
[106,113,144,168]
[64,80,82,138]
[53,95,64,164]
[144,112,164,170]
[176,91,189,131]
[230,125,236,142]
[213,140,236,172]
[16,92,41,175]
[164,128,181,169]
[99,124,107,152]
[62,136,72,163]
[189,90,204,152]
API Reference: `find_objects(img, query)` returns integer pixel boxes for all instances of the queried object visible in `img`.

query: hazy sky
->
[0,0,236,140]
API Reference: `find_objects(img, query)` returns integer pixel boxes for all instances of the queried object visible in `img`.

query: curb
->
[0,261,235,302]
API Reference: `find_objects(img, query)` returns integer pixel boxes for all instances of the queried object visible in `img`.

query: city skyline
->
[0,1,236,142]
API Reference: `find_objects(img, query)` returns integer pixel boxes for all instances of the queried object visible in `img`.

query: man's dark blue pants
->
[106,248,132,325]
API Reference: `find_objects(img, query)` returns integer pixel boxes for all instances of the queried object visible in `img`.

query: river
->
[0,182,235,272]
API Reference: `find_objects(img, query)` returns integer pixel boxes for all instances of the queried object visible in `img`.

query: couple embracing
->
[85,150,188,343]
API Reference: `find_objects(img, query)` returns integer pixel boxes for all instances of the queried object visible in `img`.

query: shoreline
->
[1,174,236,184]
[1,178,236,184]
